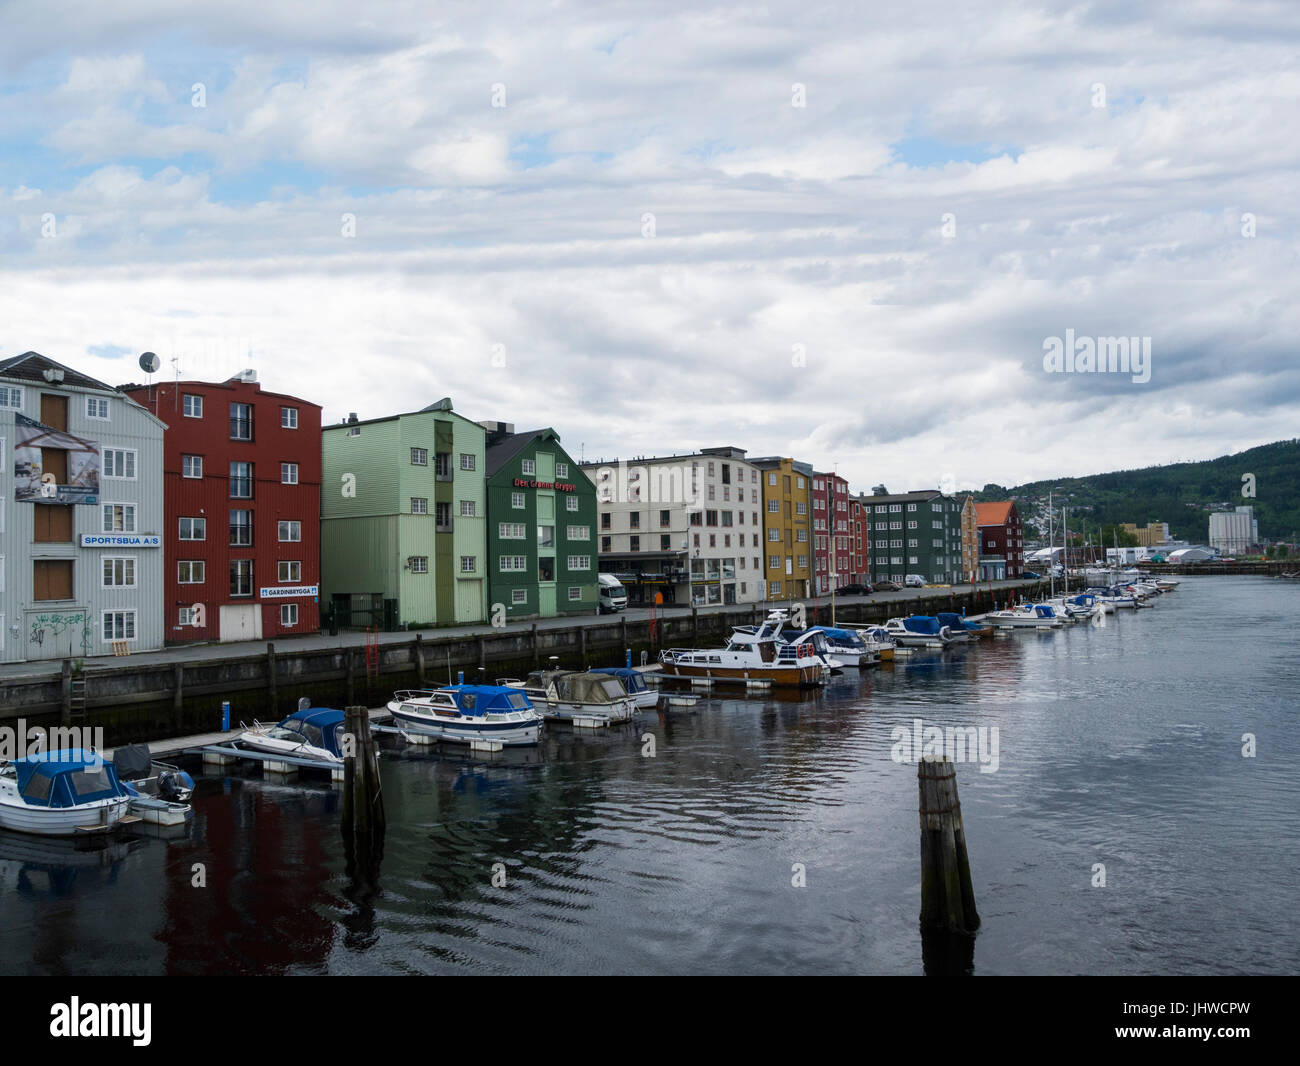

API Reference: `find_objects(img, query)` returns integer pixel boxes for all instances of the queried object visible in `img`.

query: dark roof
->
[485,428,557,478]
[0,352,116,393]
[856,488,947,504]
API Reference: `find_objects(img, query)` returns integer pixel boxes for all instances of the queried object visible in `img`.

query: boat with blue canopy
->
[236,706,349,763]
[589,667,659,709]
[802,626,883,667]
[935,612,992,640]
[388,685,543,745]
[0,749,133,836]
[883,616,960,648]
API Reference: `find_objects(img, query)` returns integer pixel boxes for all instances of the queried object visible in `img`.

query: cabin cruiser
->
[590,667,659,709]
[111,744,194,826]
[1088,585,1136,609]
[935,612,993,640]
[236,706,349,764]
[1155,577,1180,591]
[0,750,134,837]
[986,604,1067,629]
[882,616,960,648]
[500,670,637,723]
[736,611,845,672]
[388,685,543,745]
[803,626,883,667]
[659,614,827,687]
[841,624,900,660]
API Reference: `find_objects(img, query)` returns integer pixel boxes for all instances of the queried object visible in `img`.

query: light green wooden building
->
[320,398,487,629]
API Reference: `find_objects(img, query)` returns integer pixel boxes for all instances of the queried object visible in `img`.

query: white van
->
[904,574,926,588]
[597,574,628,614]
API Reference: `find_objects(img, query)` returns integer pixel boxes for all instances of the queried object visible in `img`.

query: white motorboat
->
[111,744,194,826]
[589,667,660,709]
[388,685,543,745]
[0,750,133,837]
[882,616,960,648]
[986,604,1067,629]
[1155,578,1180,591]
[501,670,638,722]
[659,614,827,687]
[236,707,348,764]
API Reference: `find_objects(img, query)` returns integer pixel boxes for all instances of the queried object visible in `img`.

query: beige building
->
[956,494,980,583]
[1121,521,1171,547]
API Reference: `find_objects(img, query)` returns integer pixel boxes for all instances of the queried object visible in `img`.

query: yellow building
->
[1121,522,1170,546]
[751,457,812,600]
[957,494,980,583]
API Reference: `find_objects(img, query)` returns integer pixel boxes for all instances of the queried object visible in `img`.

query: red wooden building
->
[848,497,870,584]
[124,372,321,643]
[975,500,1025,578]
[812,471,852,594]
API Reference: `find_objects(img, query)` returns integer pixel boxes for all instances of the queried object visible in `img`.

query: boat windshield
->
[70,765,117,799]
[599,679,626,700]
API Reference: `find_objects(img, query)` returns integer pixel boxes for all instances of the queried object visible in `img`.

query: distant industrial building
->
[1209,506,1258,555]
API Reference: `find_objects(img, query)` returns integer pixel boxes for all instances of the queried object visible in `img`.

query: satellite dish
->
[139,352,160,374]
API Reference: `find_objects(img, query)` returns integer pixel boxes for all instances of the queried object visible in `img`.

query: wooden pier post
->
[531,623,539,667]
[918,756,980,935]
[345,649,355,705]
[578,626,587,668]
[477,634,486,669]
[692,607,699,642]
[341,704,386,874]
[414,633,425,685]
[266,643,277,714]
[60,659,72,726]
[173,663,184,713]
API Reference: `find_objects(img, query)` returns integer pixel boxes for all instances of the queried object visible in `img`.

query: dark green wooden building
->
[483,423,598,620]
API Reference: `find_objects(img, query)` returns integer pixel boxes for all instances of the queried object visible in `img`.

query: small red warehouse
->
[812,471,852,594]
[124,371,322,643]
[975,500,1025,579]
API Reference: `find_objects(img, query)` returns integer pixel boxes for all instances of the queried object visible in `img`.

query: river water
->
[2,576,1296,975]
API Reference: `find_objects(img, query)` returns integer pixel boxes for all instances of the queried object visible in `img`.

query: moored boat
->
[501,670,637,723]
[659,614,826,687]
[0,750,133,837]
[236,707,349,764]
[986,604,1067,629]
[388,685,543,745]
[111,744,194,826]
[590,667,660,709]
[883,616,959,648]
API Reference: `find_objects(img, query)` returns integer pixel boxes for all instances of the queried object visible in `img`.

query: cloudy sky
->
[2,1,1296,494]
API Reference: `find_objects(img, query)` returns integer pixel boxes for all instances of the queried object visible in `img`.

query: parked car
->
[904,574,926,588]
[1021,570,1041,579]
[838,583,872,595]
[873,580,902,592]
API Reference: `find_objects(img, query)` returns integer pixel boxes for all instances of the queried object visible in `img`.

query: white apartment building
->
[580,446,763,606]
[1,352,166,663]
[1209,506,1258,555]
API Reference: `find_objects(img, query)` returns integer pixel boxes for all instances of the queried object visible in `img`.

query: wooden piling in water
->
[60,659,72,726]
[173,663,184,712]
[341,704,385,868]
[531,623,539,667]
[918,756,980,935]
[266,642,277,712]
[414,633,425,685]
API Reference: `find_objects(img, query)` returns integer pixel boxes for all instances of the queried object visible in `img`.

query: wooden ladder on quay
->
[69,675,88,719]
[364,628,380,681]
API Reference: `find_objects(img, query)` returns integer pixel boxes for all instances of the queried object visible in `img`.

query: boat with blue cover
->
[803,626,883,667]
[935,612,993,640]
[589,667,659,709]
[387,685,544,745]
[883,616,960,648]
[0,750,133,836]
[236,706,349,764]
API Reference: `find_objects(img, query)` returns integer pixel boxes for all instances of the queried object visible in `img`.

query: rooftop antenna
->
[139,351,160,413]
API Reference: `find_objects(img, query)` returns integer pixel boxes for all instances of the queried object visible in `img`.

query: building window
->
[281,462,298,485]
[279,560,301,582]
[567,525,590,540]
[181,455,203,479]
[460,500,477,517]
[460,556,476,573]
[661,534,671,550]
[601,513,611,530]
[568,586,581,601]
[601,536,611,551]
[183,394,203,418]
[229,461,253,498]
[538,525,554,548]
[767,499,778,512]
[512,492,525,509]
[86,397,109,420]
[411,447,428,465]
[178,560,205,584]
[178,516,205,540]
[102,557,135,588]
[102,610,136,642]
[435,452,451,477]
[230,510,253,546]
[460,454,475,471]
[230,560,253,597]
[0,385,25,409]
[410,556,429,573]
[556,462,569,478]
[102,448,136,479]
[281,406,298,429]
[522,459,535,475]
[178,607,197,626]
[566,496,579,512]
[499,522,526,539]
[630,512,641,529]
[412,497,428,514]
[538,558,554,582]
[768,473,776,486]
[629,535,640,552]
[278,520,302,542]
[771,580,782,596]
[230,402,253,441]
[500,556,526,572]
[567,555,592,570]
[103,503,137,533]
[509,588,528,605]
[281,603,299,626]
[435,501,452,529]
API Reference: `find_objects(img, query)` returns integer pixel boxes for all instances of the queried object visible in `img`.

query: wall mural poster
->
[12,413,101,504]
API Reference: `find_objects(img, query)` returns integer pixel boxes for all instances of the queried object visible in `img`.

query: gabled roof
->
[0,351,116,393]
[485,428,556,478]
[858,488,946,504]
[975,501,1017,527]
